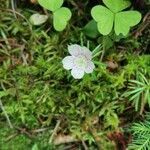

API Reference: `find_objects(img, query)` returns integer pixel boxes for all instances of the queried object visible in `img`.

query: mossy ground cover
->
[0,0,150,149]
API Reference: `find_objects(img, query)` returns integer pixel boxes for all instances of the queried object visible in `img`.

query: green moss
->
[0,0,150,149]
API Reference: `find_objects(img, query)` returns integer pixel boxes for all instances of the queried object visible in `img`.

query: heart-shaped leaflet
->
[53,7,72,31]
[38,0,63,12]
[91,5,114,35]
[103,0,131,13]
[115,11,142,35]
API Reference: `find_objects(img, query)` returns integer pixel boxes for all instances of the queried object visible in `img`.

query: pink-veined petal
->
[71,67,84,79]
[68,44,82,56]
[62,56,74,70]
[82,47,92,60]
[85,61,95,73]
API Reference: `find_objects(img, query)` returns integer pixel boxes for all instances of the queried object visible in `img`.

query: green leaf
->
[53,7,72,31]
[38,0,63,11]
[29,14,48,26]
[145,89,150,107]
[83,20,99,38]
[103,36,113,49]
[127,87,145,95]
[91,5,114,35]
[91,1,141,36]
[129,91,142,101]
[103,0,131,13]
[106,112,119,128]
[98,36,113,50]
[129,80,145,86]
[0,91,9,98]
[115,11,142,36]
[32,144,39,150]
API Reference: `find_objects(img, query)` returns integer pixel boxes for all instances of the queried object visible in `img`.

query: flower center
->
[74,55,87,69]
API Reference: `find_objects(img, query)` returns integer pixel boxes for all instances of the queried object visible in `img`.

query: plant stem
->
[11,0,17,18]
[100,36,106,61]
[140,92,145,115]
[100,47,105,61]
[0,99,13,129]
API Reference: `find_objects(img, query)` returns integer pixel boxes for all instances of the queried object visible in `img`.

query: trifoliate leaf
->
[103,0,131,13]
[38,0,63,11]
[53,7,72,31]
[91,1,142,36]
[30,14,48,25]
[91,5,114,35]
[114,11,142,35]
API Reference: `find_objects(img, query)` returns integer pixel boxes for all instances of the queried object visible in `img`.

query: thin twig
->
[5,133,18,141]
[82,140,88,150]
[53,134,79,145]
[134,12,150,38]
[15,127,34,138]
[100,46,105,61]
[49,120,61,144]
[31,127,49,133]
[0,99,13,129]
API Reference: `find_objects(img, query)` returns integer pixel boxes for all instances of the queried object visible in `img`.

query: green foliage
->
[123,71,150,114]
[0,0,149,149]
[38,0,64,12]
[91,0,141,35]
[53,7,72,31]
[128,113,150,150]
[83,20,99,38]
[0,123,55,150]
[38,0,72,31]
[103,0,131,13]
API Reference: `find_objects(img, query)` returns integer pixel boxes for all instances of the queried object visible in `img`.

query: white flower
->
[62,44,95,79]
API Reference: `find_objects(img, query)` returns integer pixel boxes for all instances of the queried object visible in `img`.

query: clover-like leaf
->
[91,5,114,35]
[53,7,72,31]
[103,0,131,13]
[38,0,63,11]
[29,14,48,26]
[115,11,142,36]
[91,0,142,36]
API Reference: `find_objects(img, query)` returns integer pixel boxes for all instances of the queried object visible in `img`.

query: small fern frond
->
[131,122,150,137]
[129,135,150,150]
[128,113,150,150]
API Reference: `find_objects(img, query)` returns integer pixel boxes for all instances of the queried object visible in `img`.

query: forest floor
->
[0,0,150,150]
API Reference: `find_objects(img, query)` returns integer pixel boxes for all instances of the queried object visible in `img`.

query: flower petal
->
[62,56,74,70]
[85,61,95,73]
[82,46,92,60]
[68,44,82,56]
[71,67,84,79]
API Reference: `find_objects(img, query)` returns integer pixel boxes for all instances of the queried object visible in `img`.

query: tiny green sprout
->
[38,0,72,31]
[91,0,142,36]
